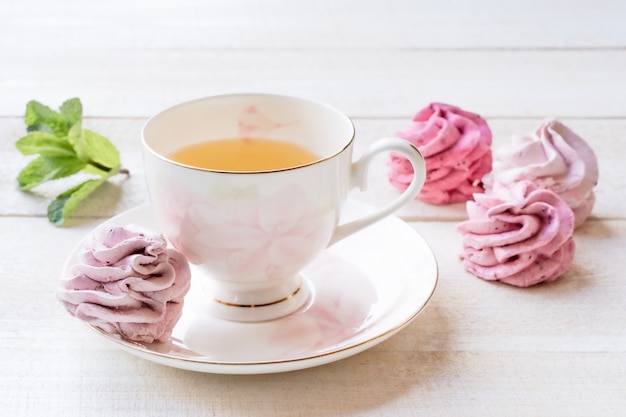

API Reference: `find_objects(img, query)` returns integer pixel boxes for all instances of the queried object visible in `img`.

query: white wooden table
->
[1,1,625,415]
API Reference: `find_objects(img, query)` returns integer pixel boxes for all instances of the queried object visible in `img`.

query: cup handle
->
[328,138,425,246]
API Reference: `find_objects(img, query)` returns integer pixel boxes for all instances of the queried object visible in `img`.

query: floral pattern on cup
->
[267,252,378,356]
[238,105,291,137]
[142,93,426,321]
[161,183,335,282]
[181,251,378,361]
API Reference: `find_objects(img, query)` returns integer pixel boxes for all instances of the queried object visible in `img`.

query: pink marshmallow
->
[388,102,492,205]
[484,119,599,227]
[57,224,191,343]
[457,181,575,287]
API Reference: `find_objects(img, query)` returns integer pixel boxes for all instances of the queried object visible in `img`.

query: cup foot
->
[190,274,311,322]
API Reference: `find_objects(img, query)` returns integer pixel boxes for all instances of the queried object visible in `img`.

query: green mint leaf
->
[17,156,86,190]
[47,178,105,226]
[59,98,82,126]
[68,125,121,171]
[25,100,69,136]
[67,122,88,161]
[17,97,128,225]
[15,132,76,158]
[26,123,55,134]
[83,129,121,170]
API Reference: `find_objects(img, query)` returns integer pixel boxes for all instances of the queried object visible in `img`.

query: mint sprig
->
[16,98,128,225]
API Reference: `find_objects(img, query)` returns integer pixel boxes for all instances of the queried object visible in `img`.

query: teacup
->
[142,93,425,321]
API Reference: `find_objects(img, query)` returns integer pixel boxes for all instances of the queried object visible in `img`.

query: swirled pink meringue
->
[484,119,598,228]
[388,102,493,204]
[457,181,575,287]
[57,224,191,343]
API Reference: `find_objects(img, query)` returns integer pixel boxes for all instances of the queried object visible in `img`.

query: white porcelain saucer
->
[63,200,438,374]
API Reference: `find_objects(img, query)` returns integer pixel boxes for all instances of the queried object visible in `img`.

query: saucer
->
[63,200,438,374]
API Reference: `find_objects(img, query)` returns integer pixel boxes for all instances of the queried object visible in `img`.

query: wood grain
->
[1,0,625,415]
[2,49,625,118]
[1,218,624,416]
[3,117,623,221]
[3,0,625,50]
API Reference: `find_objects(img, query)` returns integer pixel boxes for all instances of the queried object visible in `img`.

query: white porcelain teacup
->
[142,93,425,322]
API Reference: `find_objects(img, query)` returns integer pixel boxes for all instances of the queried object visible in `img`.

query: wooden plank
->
[361,118,626,222]
[1,219,624,356]
[1,349,624,416]
[406,220,626,353]
[0,118,149,219]
[2,1,625,416]
[2,0,625,50]
[2,117,624,222]
[0,215,624,416]
[1,49,626,118]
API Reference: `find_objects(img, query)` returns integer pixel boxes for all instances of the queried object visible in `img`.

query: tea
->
[169,137,321,171]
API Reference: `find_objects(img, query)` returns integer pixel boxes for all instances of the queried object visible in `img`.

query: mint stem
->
[87,161,130,177]
[88,160,115,173]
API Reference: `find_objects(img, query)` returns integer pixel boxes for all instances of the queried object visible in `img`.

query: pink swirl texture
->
[57,224,191,343]
[388,103,492,204]
[457,181,575,287]
[484,119,599,228]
